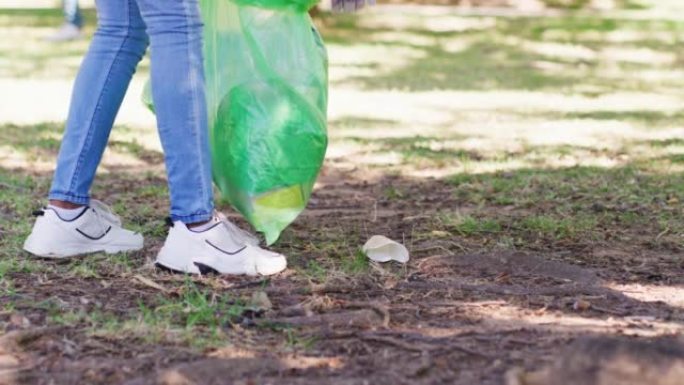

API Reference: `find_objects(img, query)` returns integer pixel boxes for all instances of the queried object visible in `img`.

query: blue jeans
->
[64,0,83,28]
[49,0,214,224]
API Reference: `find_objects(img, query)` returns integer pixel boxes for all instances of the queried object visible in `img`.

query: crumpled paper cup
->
[362,235,409,263]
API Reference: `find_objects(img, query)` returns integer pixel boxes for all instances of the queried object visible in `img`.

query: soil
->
[1,166,683,385]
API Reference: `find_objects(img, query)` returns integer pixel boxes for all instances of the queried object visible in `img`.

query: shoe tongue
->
[90,200,122,226]
[78,213,111,237]
[217,214,260,246]
[203,223,245,251]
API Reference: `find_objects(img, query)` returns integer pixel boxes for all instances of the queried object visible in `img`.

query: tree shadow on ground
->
[1,158,683,385]
[319,11,684,93]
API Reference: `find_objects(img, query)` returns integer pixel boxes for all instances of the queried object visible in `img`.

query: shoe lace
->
[89,200,122,233]
[216,212,259,246]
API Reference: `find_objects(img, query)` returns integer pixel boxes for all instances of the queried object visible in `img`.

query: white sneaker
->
[155,215,286,276]
[215,212,261,246]
[23,200,144,259]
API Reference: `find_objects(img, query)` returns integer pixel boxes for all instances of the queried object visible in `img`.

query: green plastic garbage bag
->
[144,0,328,245]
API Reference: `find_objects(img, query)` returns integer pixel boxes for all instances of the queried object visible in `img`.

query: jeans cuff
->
[171,212,213,224]
[48,191,90,205]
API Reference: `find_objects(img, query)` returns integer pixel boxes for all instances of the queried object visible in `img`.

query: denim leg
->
[64,0,83,28]
[49,0,148,205]
[136,0,214,224]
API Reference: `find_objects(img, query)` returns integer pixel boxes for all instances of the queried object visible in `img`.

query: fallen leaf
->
[573,299,591,312]
[133,274,170,294]
[9,313,30,328]
[249,291,272,312]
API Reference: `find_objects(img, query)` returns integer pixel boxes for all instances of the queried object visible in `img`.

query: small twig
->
[360,334,427,353]
[412,245,453,255]
[505,338,537,346]
[262,309,383,328]
[0,365,39,378]
[0,327,66,349]
[448,241,467,252]
[440,343,494,359]
[343,301,391,328]
[399,281,623,300]
[655,227,670,242]
[220,278,268,291]
[133,274,170,294]
[402,214,432,222]
[590,304,628,316]
[359,332,493,359]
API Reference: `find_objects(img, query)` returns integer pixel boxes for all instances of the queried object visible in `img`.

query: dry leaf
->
[572,299,591,312]
[133,274,170,294]
[249,291,273,311]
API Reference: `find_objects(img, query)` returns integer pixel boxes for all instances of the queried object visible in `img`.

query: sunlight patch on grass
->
[357,13,498,33]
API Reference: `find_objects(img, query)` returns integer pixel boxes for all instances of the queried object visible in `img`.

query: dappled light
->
[607,283,684,309]
[2,2,684,384]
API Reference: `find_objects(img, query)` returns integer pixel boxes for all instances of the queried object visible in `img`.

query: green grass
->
[443,165,684,249]
[3,5,684,358]
[440,214,503,236]
[322,10,684,93]
[36,280,249,349]
[518,214,598,239]
[341,250,370,275]
[149,281,247,329]
[0,8,97,28]
[299,259,328,282]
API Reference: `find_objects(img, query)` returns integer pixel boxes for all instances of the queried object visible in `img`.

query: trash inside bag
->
[144,0,328,245]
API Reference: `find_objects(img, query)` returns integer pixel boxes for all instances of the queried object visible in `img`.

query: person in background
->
[47,0,83,42]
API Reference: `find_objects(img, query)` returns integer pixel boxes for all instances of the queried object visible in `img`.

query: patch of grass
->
[0,123,63,160]
[448,165,684,246]
[0,9,97,28]
[648,138,684,148]
[560,111,684,128]
[358,39,577,91]
[80,281,248,349]
[440,213,503,236]
[518,215,596,239]
[144,282,246,330]
[68,258,101,279]
[299,259,328,282]
[341,250,370,275]
[661,154,684,164]
[382,186,405,200]
[329,12,684,92]
[105,252,136,274]
[109,140,164,164]
[0,168,50,278]
[331,116,399,128]
[400,145,477,163]
[284,328,318,351]
[541,0,591,9]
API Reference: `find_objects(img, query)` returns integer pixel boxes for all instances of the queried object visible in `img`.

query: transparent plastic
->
[145,0,328,244]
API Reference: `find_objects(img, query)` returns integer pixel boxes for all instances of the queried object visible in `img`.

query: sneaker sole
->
[23,243,143,259]
[155,261,219,276]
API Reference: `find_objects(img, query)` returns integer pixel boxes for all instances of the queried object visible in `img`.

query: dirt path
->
[1,166,683,385]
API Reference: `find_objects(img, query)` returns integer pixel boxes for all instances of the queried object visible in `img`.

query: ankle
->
[49,200,85,210]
